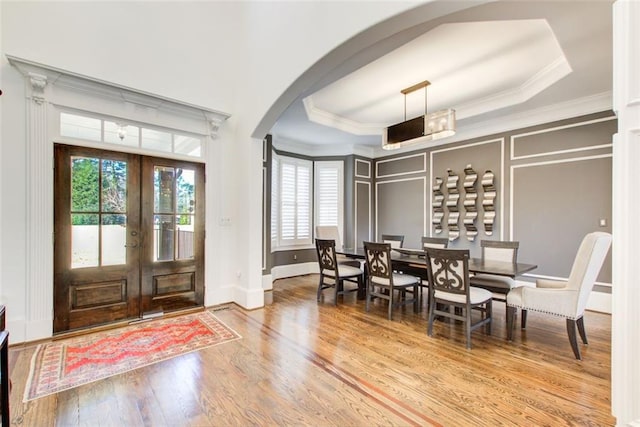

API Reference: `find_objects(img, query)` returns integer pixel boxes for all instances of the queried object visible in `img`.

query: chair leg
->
[413,284,419,313]
[357,275,365,300]
[334,279,341,306]
[485,300,492,335]
[506,306,516,341]
[317,274,324,302]
[576,316,588,344]
[365,280,371,312]
[566,319,582,360]
[465,304,472,350]
[521,309,528,329]
[388,287,393,320]
[427,296,435,337]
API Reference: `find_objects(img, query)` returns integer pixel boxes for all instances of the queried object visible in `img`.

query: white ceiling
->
[270,1,613,154]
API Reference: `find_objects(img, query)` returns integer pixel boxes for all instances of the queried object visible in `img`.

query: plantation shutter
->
[279,156,312,246]
[314,161,344,245]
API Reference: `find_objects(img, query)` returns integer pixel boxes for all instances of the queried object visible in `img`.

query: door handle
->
[125,243,138,248]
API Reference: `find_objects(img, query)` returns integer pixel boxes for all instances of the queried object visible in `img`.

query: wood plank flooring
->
[7,274,614,426]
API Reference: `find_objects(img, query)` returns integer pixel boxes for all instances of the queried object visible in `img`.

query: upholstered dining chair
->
[506,232,612,360]
[424,247,492,349]
[363,242,420,320]
[470,240,520,303]
[421,236,449,249]
[381,234,404,248]
[315,238,364,305]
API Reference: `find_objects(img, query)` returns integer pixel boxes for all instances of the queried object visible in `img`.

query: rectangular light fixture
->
[382,80,456,150]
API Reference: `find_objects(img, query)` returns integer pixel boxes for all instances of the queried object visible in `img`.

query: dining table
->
[337,247,538,300]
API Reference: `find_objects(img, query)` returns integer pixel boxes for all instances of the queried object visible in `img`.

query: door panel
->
[54,146,205,333]
[54,145,141,333]
[140,156,205,315]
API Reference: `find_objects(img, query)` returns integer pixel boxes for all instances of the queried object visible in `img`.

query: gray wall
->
[265,111,615,288]
[372,111,615,284]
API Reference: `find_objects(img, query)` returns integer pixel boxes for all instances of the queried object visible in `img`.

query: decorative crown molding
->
[208,117,224,139]
[28,72,48,104]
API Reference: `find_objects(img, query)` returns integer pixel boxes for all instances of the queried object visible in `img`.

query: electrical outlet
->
[599,218,607,227]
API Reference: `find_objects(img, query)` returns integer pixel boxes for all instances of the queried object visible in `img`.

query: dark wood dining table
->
[337,247,538,299]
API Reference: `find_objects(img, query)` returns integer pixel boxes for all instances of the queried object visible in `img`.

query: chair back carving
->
[381,234,404,248]
[481,240,519,263]
[569,232,612,315]
[421,236,449,249]
[315,239,338,274]
[363,242,392,281]
[425,248,470,297]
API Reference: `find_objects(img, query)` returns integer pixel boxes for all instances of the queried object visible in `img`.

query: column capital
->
[28,72,48,105]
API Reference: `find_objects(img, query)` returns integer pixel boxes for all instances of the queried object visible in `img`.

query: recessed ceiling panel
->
[304,19,570,135]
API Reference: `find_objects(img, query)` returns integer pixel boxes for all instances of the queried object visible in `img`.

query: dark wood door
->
[140,156,205,314]
[54,145,205,333]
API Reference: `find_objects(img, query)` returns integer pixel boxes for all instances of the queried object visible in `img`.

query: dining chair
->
[315,238,364,305]
[316,225,358,266]
[381,234,404,249]
[506,232,612,360]
[424,247,492,349]
[470,240,520,303]
[363,241,420,320]
[416,237,449,307]
[421,236,449,249]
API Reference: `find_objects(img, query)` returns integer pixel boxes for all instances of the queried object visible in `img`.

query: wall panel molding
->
[509,153,612,240]
[430,138,504,240]
[354,180,371,248]
[376,152,426,178]
[355,158,371,178]
[511,115,616,161]
[375,177,426,244]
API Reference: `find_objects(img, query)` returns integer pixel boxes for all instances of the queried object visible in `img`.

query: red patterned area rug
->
[24,310,241,401]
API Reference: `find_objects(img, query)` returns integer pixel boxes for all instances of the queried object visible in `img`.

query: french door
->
[53,144,205,333]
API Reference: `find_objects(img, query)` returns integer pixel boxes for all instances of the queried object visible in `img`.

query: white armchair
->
[506,232,612,360]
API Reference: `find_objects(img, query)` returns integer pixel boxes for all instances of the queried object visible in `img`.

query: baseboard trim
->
[586,290,611,314]
[271,262,318,281]
[262,274,273,291]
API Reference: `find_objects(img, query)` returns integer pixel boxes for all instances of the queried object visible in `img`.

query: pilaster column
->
[25,72,53,340]
[612,1,640,424]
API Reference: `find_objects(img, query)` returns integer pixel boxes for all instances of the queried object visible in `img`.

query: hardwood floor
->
[8,274,614,426]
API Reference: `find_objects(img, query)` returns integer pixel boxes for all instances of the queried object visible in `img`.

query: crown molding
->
[303,54,572,137]
[6,54,230,137]
[272,135,375,158]
[455,56,572,120]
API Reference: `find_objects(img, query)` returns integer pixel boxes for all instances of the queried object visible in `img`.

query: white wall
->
[0,1,419,341]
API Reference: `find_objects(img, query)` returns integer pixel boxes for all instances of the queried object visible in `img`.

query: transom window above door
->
[60,112,203,159]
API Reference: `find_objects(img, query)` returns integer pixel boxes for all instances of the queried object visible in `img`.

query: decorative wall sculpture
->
[445,169,460,241]
[462,164,478,241]
[481,170,496,235]
[432,176,444,234]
